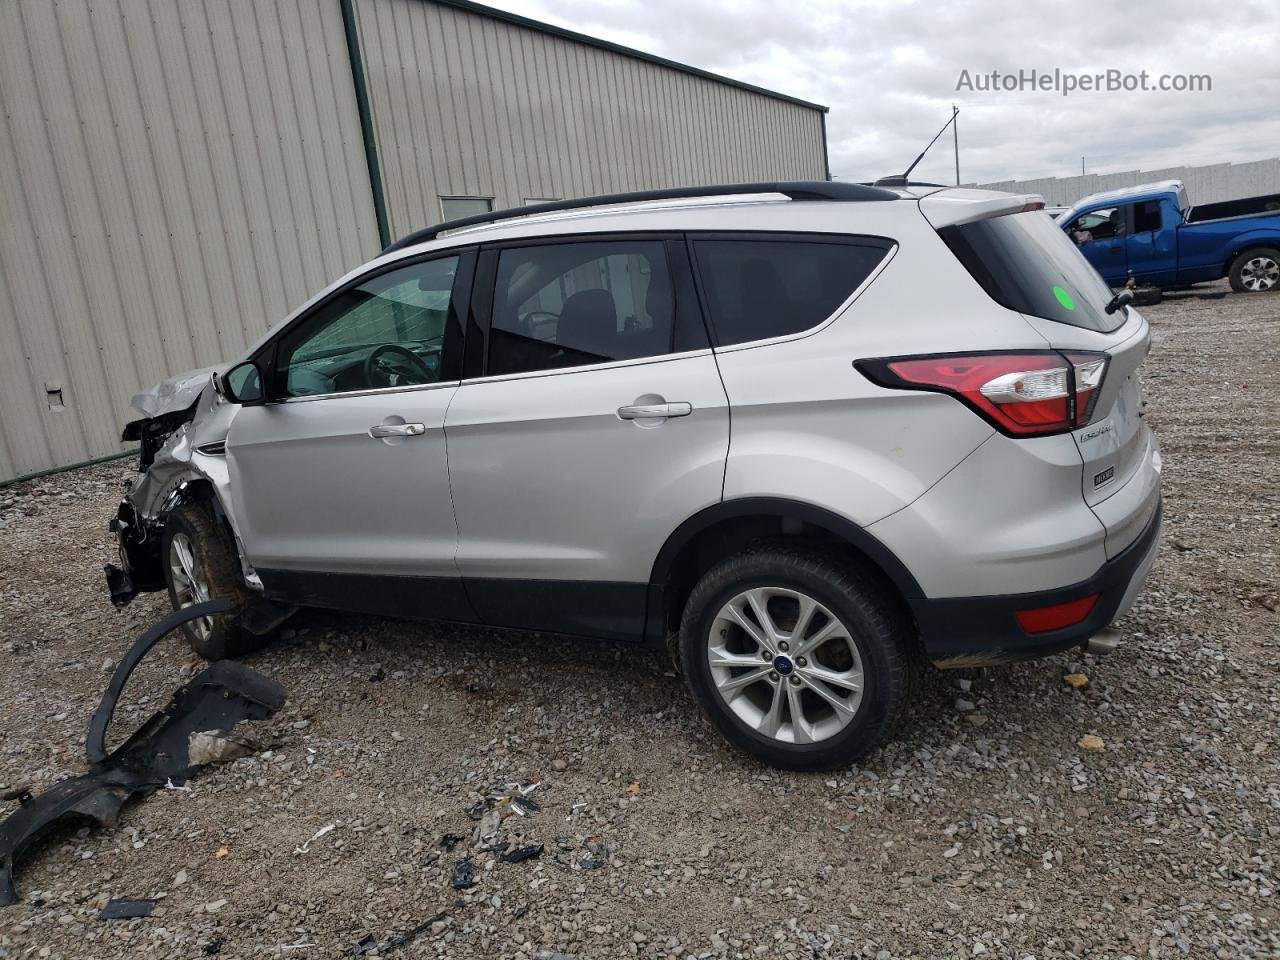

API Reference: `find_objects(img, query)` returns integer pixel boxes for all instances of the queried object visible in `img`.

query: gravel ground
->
[1,281,1277,960]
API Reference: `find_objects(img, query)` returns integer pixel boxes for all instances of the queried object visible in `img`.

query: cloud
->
[481,0,1280,185]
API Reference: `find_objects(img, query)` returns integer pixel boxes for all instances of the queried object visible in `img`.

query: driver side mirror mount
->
[220,360,265,406]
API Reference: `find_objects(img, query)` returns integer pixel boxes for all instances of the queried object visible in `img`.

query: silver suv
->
[106,181,1162,770]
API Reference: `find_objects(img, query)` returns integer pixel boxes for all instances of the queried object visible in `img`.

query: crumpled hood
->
[130,365,225,419]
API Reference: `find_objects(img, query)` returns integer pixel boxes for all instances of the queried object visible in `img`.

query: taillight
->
[856,351,1109,437]
[1065,352,1106,427]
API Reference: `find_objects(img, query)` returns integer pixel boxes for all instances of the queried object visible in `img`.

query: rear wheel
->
[679,548,909,770]
[1228,247,1280,293]
[161,503,263,660]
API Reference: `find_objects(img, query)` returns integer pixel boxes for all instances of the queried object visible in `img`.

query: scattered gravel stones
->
[0,281,1277,958]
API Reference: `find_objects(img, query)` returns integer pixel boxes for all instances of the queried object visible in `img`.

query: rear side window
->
[691,236,891,347]
[939,211,1123,332]
[488,240,676,376]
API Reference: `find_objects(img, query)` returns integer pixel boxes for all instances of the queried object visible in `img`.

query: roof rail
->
[382,181,899,253]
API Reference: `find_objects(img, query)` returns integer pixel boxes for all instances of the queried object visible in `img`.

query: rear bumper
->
[911,498,1162,667]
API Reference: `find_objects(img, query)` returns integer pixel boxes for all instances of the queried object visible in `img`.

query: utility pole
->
[952,104,960,185]
[1081,156,1085,176]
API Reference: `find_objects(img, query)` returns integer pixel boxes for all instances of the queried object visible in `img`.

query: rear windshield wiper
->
[1105,289,1134,315]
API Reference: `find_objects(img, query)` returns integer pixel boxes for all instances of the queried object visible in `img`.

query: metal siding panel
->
[1,0,377,480]
[2,0,824,479]
[973,158,1279,206]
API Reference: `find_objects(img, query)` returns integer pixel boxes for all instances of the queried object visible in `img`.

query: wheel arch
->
[644,498,923,646]
[1223,237,1280,277]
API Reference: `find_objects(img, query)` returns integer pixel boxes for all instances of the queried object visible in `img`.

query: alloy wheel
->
[706,587,864,745]
[1241,255,1279,291]
[168,532,213,640]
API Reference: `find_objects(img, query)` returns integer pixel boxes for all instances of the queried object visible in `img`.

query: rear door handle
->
[369,422,426,438]
[617,402,693,420]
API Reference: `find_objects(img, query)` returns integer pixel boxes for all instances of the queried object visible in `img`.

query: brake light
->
[1014,594,1098,633]
[856,351,1109,437]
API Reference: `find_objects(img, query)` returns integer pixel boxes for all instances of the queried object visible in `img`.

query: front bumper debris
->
[0,599,286,906]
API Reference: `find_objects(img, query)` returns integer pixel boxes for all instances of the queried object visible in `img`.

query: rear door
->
[444,234,729,640]
[1124,199,1178,285]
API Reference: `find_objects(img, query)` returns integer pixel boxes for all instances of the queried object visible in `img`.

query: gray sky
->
[484,0,1280,185]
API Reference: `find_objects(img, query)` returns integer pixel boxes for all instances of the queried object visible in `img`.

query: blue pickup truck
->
[1058,180,1280,292]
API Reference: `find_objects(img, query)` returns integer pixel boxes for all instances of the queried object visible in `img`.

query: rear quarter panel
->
[716,211,1050,527]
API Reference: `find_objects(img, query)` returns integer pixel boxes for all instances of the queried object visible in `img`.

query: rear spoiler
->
[919,189,1046,229]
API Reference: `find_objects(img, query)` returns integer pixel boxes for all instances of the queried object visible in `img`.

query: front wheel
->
[1228,247,1280,293]
[161,503,263,660]
[678,548,910,770]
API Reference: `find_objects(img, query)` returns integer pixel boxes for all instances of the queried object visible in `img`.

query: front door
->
[444,236,729,640]
[226,250,475,620]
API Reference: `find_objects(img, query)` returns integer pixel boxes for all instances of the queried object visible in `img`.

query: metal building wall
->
[0,0,380,482]
[973,157,1280,208]
[352,0,829,239]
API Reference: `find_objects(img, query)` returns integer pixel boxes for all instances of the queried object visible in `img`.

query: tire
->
[1228,246,1280,293]
[678,547,909,770]
[161,502,263,660]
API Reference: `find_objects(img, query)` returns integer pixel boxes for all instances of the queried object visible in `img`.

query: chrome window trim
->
[457,347,715,387]
[278,379,461,405]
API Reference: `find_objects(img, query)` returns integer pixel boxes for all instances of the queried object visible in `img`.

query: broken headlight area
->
[122,405,196,471]
[0,599,286,907]
[105,498,164,608]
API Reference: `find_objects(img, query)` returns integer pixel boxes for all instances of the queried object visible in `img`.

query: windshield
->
[938,210,1122,332]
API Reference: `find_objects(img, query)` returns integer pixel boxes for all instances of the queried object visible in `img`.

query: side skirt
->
[257,569,477,624]
[256,570,649,643]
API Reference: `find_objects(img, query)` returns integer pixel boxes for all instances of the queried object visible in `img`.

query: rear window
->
[938,211,1122,332]
[691,236,892,347]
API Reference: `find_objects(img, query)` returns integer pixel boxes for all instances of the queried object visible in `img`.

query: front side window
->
[692,237,892,347]
[488,241,675,376]
[274,256,459,398]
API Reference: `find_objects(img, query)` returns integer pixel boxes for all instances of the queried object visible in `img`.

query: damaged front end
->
[105,366,253,608]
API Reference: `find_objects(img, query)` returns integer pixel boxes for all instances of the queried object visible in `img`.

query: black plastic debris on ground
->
[99,898,156,920]
[451,858,477,890]
[352,909,447,957]
[499,842,543,864]
[439,833,465,851]
[579,839,610,870]
[464,798,493,821]
[509,794,540,816]
[0,600,286,907]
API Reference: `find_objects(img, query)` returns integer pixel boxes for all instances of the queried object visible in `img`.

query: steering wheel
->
[363,343,433,388]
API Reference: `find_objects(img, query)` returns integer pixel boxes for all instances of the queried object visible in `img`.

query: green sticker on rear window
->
[1053,285,1076,310]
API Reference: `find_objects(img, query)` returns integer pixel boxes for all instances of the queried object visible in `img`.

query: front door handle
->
[617,402,693,420]
[369,422,426,438]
